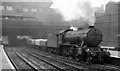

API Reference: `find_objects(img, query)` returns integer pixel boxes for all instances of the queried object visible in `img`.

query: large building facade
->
[95,1,120,50]
[1,1,69,46]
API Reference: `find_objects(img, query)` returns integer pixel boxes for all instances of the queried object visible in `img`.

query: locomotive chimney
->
[89,26,94,28]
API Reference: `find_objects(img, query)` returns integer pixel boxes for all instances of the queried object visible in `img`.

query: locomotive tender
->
[46,26,110,63]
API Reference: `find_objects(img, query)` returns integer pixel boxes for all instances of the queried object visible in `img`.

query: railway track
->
[19,47,120,71]
[13,51,58,71]
[4,47,38,71]
[48,53,120,70]
[4,47,120,71]
[14,48,84,71]
[28,51,120,71]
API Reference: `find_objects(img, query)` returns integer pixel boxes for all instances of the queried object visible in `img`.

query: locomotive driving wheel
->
[98,54,105,64]
[86,53,93,63]
[99,55,103,64]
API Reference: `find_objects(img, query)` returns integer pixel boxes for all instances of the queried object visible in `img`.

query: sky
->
[90,0,120,7]
[1,0,120,3]
[1,0,51,2]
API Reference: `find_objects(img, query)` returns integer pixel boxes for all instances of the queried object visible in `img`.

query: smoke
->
[70,26,78,31]
[51,0,120,26]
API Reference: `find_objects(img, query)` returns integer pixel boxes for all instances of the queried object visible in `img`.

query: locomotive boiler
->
[46,26,110,63]
[63,26,102,47]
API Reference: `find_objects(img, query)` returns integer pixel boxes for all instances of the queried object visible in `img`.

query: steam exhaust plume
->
[70,26,78,31]
[51,0,120,26]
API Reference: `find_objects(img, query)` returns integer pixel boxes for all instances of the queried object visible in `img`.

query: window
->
[6,6,12,11]
[31,8,37,12]
[5,17,8,20]
[0,5,4,10]
[17,6,23,13]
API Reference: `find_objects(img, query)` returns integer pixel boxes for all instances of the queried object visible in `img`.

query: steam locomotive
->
[45,26,110,63]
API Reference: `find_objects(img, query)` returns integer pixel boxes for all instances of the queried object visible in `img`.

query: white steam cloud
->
[51,0,120,26]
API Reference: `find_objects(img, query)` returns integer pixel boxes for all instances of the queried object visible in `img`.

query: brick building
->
[1,1,69,46]
[95,1,120,50]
